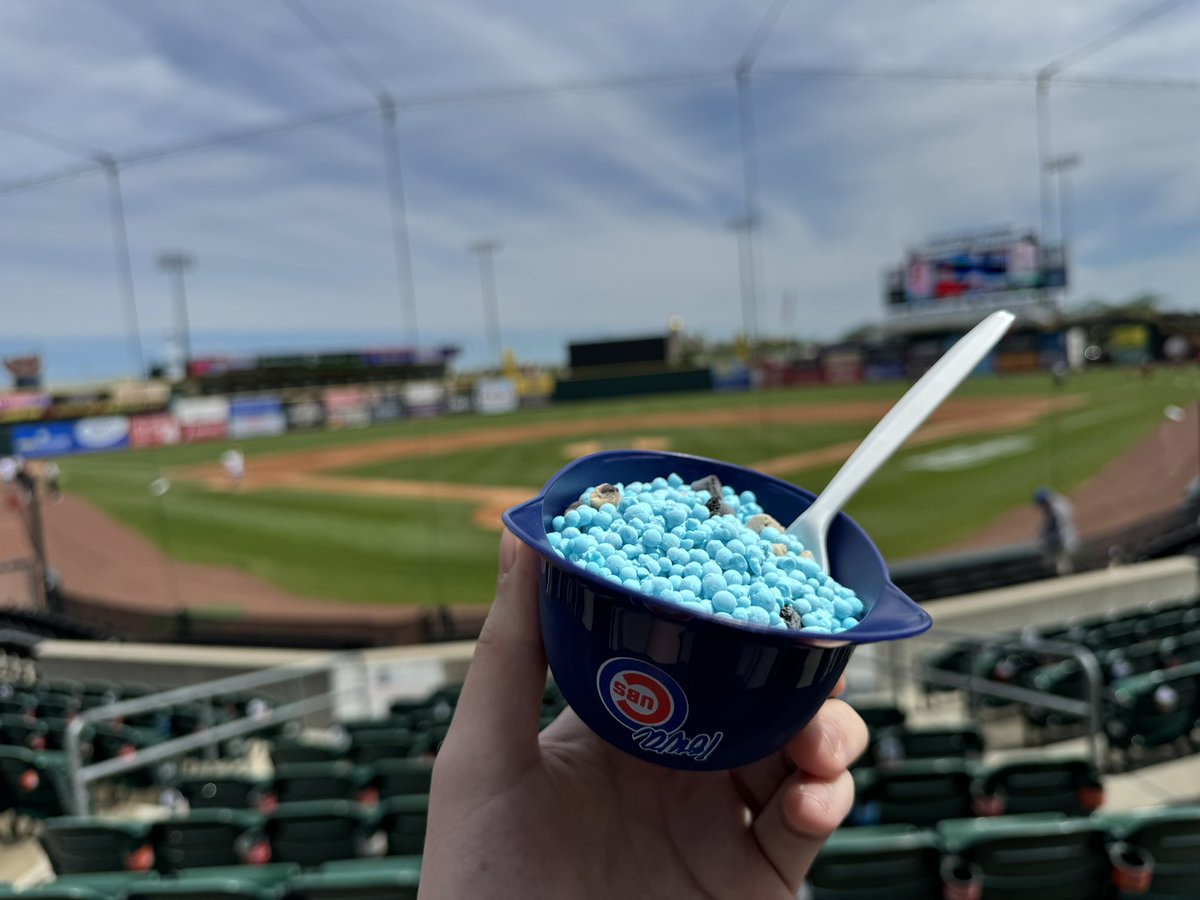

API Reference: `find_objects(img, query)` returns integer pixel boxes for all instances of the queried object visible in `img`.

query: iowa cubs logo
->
[597,657,688,733]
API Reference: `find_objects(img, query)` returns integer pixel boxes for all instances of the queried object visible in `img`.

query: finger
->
[444,530,547,771]
[752,769,854,893]
[731,697,865,812]
[782,699,867,782]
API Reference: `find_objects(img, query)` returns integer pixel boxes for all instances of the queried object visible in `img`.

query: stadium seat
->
[938,815,1113,900]
[269,736,347,767]
[0,712,49,750]
[151,809,269,872]
[40,718,94,756]
[347,728,421,765]
[378,795,428,855]
[12,872,159,899]
[79,680,122,709]
[806,825,941,900]
[124,878,276,900]
[32,692,82,721]
[40,816,156,875]
[850,760,975,828]
[848,703,905,732]
[1105,804,1200,899]
[89,722,164,789]
[264,800,384,867]
[0,691,37,717]
[973,757,1104,817]
[872,725,984,764]
[0,746,72,819]
[285,856,422,899]
[1107,661,1200,761]
[370,759,433,800]
[1158,631,1200,667]
[271,761,375,806]
[176,774,274,812]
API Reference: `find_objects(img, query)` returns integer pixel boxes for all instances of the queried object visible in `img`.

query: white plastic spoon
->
[787,309,1016,572]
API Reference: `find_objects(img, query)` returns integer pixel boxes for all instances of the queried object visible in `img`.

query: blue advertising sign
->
[228,396,286,439]
[12,416,131,458]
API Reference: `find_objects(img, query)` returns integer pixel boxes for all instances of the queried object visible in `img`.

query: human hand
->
[419,530,867,899]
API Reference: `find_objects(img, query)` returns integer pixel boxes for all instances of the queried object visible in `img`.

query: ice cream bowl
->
[502,449,931,770]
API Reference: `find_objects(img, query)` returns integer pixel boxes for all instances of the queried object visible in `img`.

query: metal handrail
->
[65,650,360,815]
[911,628,1107,771]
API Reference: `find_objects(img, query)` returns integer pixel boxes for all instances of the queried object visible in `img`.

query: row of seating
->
[849,757,1104,828]
[36,797,428,875]
[173,758,433,811]
[0,857,420,899]
[809,806,1200,900]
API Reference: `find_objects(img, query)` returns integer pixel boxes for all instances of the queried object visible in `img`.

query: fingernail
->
[499,529,518,575]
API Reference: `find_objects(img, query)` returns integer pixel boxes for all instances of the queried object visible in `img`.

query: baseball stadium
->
[3,3,1200,898]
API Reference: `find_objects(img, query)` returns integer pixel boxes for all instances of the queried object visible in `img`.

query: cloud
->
[1,0,1199,380]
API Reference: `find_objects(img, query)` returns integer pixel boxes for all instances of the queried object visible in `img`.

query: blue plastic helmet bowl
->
[503,449,932,771]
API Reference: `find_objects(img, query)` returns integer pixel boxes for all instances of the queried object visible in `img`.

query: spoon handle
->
[802,310,1015,531]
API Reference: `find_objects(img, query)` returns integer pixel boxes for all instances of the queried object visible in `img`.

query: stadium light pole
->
[727,215,757,350]
[1045,154,1082,306]
[157,250,195,374]
[468,240,504,371]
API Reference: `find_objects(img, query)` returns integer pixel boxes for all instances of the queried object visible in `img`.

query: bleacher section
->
[924,594,1200,769]
[5,569,1200,897]
[1,663,567,896]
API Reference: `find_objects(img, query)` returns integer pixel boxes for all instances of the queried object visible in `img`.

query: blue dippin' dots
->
[547,473,862,635]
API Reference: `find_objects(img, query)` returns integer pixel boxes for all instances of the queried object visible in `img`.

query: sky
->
[2,0,1199,379]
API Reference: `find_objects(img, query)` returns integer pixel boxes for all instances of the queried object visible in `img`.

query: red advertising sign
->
[181,421,229,443]
[130,413,182,449]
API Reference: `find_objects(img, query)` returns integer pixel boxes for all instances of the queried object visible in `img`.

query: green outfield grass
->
[57,368,1200,605]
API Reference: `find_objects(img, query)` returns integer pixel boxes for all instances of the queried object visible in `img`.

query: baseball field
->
[47,367,1200,610]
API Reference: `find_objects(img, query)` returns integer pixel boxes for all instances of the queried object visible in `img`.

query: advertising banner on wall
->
[12,416,131,458]
[0,392,51,423]
[284,398,326,431]
[403,381,445,418]
[369,388,405,423]
[173,396,230,443]
[473,378,519,415]
[229,396,287,439]
[130,413,182,449]
[323,386,371,428]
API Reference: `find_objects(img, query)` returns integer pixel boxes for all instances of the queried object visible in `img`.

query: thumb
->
[444,529,548,774]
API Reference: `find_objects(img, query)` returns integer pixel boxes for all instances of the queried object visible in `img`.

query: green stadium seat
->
[0,712,49,751]
[123,877,276,900]
[174,863,299,887]
[0,746,72,819]
[40,718,94,756]
[14,872,159,899]
[346,728,421,765]
[176,774,273,812]
[370,759,433,800]
[1107,661,1200,761]
[0,691,37,717]
[974,757,1104,817]
[1105,804,1200,899]
[806,825,940,900]
[1158,631,1200,667]
[40,816,156,875]
[285,856,421,899]
[32,692,82,721]
[264,800,384,867]
[872,725,984,764]
[938,815,1112,900]
[79,681,122,709]
[850,760,975,828]
[151,809,269,872]
[89,722,164,789]
[269,736,346,767]
[378,795,428,856]
[848,703,905,732]
[271,761,375,806]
